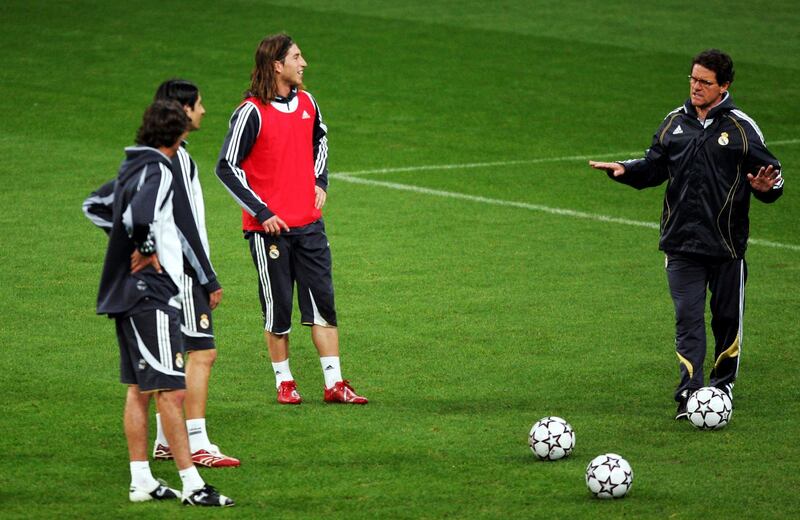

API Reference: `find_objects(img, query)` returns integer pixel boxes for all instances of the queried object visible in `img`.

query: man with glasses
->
[588,49,784,420]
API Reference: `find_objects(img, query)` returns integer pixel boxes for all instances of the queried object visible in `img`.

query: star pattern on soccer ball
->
[697,397,712,417]
[529,417,574,460]
[597,474,615,495]
[587,455,632,499]
[687,389,735,429]
[545,433,563,451]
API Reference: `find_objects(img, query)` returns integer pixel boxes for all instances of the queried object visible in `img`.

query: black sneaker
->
[719,384,734,408]
[129,479,180,502]
[675,399,688,420]
[675,390,689,421]
[182,484,235,507]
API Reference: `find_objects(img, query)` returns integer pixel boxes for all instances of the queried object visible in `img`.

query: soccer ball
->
[528,416,575,461]
[585,453,633,499]
[686,387,732,430]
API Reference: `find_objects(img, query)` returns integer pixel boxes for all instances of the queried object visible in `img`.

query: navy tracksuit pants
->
[665,252,746,401]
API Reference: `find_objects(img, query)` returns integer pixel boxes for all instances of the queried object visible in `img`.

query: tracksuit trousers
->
[665,252,747,402]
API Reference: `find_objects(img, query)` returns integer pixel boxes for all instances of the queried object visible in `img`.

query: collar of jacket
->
[683,92,737,119]
[120,146,173,179]
[274,88,298,104]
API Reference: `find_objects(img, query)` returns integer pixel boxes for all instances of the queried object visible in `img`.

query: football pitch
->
[1,0,799,518]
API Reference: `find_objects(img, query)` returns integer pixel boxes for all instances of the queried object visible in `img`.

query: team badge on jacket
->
[269,245,280,259]
[718,132,729,146]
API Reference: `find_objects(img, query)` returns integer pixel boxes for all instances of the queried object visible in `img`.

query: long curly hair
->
[246,33,295,104]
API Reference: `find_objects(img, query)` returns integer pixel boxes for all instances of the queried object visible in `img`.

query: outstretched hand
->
[747,164,780,192]
[589,161,626,177]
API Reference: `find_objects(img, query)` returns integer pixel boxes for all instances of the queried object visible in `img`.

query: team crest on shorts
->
[269,245,280,259]
[175,352,184,369]
[718,132,729,146]
[136,280,147,291]
[200,314,210,329]
[138,358,147,371]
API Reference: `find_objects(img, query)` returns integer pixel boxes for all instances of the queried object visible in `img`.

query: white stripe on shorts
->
[254,234,275,331]
[308,288,330,327]
[182,274,196,333]
[158,310,172,371]
[130,313,184,377]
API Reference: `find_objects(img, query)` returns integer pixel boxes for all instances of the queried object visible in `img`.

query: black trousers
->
[665,252,746,401]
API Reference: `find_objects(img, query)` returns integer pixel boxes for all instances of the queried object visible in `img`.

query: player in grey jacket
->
[96,99,233,506]
[590,49,784,420]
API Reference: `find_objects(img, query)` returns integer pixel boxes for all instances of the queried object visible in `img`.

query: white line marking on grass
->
[336,173,659,227]
[332,174,800,252]
[770,138,800,146]
[334,152,633,176]
[748,238,800,251]
[336,138,799,177]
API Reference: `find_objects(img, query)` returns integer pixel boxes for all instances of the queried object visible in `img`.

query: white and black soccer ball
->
[585,453,633,499]
[528,416,575,461]
[686,387,732,430]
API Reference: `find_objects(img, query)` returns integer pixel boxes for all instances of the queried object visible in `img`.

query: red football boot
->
[277,380,303,404]
[153,443,173,461]
[191,447,241,468]
[324,380,368,404]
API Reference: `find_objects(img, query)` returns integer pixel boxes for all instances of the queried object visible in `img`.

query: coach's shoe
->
[191,447,241,468]
[718,384,734,408]
[129,479,180,502]
[675,390,689,420]
[182,484,235,507]
[153,442,173,461]
[277,380,303,404]
[324,380,368,404]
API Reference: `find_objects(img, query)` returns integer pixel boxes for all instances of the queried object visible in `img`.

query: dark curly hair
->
[135,100,189,148]
[692,49,735,86]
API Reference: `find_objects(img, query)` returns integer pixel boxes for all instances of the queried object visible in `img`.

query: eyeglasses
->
[688,75,716,87]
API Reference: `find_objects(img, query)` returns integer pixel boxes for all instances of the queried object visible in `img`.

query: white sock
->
[130,460,159,491]
[320,356,342,389]
[155,413,168,447]
[179,465,205,497]
[186,418,212,453]
[272,359,294,388]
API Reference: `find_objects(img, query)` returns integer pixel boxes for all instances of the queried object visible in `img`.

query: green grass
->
[1,1,799,518]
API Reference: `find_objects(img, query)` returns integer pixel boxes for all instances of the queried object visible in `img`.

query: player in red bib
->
[216,33,367,405]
